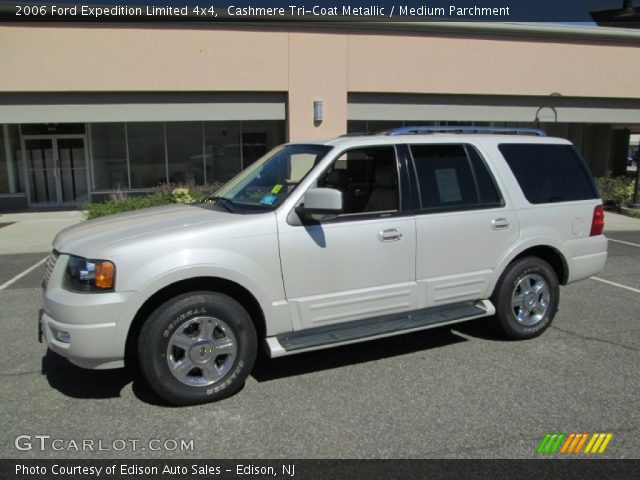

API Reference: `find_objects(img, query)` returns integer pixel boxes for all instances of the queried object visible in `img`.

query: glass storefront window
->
[90,123,128,191]
[0,125,22,194]
[204,122,242,183]
[0,126,10,193]
[3,119,286,205]
[203,121,285,184]
[347,120,496,135]
[348,120,403,135]
[166,122,204,185]
[128,123,167,189]
[241,120,285,168]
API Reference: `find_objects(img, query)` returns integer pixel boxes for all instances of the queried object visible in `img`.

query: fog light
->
[52,327,71,343]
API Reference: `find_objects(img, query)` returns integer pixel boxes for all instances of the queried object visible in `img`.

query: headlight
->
[64,255,115,292]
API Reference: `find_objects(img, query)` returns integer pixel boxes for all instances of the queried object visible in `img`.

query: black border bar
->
[2,0,639,23]
[3,459,640,480]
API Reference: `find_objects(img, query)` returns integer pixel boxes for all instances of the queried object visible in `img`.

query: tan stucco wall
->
[1,25,639,141]
[0,27,289,91]
[287,32,348,141]
[347,34,640,98]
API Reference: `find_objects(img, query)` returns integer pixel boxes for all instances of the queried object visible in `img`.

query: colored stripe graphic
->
[539,433,613,454]
[560,433,575,454]
[560,433,589,454]
[584,433,614,454]
[574,433,589,453]
[537,433,565,454]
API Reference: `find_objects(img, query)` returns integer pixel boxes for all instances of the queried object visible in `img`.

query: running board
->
[266,300,494,358]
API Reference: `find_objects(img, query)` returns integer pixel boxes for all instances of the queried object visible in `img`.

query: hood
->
[53,204,234,258]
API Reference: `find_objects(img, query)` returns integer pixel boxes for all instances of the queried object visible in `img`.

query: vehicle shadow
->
[41,319,503,404]
[451,317,508,342]
[40,350,171,407]
[251,320,488,382]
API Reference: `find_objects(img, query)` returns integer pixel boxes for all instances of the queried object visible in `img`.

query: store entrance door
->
[23,136,89,207]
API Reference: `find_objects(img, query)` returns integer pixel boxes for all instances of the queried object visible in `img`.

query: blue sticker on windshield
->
[260,195,277,206]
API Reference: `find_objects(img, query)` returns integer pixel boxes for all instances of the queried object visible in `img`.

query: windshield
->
[205,144,332,212]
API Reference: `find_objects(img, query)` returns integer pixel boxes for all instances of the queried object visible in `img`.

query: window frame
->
[299,143,410,224]
[406,142,505,214]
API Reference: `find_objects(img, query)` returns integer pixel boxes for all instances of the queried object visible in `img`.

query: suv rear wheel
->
[138,291,257,405]
[490,257,559,339]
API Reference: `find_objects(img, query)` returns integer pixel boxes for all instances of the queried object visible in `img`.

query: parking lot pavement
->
[0,233,638,459]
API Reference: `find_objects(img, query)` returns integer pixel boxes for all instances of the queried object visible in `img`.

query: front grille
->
[43,250,60,288]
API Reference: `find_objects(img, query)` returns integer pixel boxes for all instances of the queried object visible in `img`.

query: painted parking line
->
[0,257,47,291]
[591,276,640,295]
[608,238,640,248]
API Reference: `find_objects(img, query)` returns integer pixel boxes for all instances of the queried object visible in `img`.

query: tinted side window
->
[499,144,598,204]
[467,147,502,205]
[319,146,399,215]
[410,144,502,211]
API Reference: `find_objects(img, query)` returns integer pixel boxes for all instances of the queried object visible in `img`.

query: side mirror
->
[299,188,343,218]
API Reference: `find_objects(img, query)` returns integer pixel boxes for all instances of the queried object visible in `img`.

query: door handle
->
[378,228,403,242]
[491,218,510,230]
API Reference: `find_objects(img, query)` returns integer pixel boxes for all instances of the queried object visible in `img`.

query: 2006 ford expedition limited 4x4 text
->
[40,126,608,405]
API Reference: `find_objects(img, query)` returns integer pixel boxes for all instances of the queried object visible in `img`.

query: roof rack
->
[339,132,372,137]
[383,126,546,136]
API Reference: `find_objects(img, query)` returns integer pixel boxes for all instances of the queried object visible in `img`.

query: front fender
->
[110,248,291,358]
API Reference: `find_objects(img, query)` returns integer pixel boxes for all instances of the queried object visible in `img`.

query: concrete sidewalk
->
[605,210,640,232]
[0,209,638,256]
[0,211,85,255]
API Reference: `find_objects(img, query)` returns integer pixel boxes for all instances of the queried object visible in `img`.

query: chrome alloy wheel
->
[166,316,237,387]
[511,273,551,326]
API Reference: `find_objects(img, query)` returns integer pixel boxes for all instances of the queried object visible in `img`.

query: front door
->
[277,145,418,331]
[23,137,89,206]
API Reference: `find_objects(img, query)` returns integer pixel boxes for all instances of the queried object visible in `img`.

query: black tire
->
[490,257,559,340]
[138,291,257,405]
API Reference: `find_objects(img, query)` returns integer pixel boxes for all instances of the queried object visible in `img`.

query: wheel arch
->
[490,243,569,299]
[511,245,568,286]
[124,277,266,368]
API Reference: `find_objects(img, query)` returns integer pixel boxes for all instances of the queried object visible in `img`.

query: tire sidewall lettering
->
[205,360,244,396]
[162,307,207,338]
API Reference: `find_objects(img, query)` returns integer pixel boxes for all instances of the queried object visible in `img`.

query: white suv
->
[40,126,608,405]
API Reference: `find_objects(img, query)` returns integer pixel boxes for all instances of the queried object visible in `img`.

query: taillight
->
[590,205,605,236]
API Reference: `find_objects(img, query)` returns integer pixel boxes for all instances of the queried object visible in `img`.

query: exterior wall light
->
[313,100,323,125]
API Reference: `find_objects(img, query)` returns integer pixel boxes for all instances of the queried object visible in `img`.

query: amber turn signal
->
[95,261,115,289]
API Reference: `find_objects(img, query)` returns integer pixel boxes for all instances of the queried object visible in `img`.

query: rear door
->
[408,143,520,307]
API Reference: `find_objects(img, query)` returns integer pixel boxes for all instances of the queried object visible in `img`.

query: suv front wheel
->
[490,257,559,340]
[138,291,257,405]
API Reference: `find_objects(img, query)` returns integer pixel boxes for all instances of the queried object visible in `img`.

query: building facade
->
[1,22,639,210]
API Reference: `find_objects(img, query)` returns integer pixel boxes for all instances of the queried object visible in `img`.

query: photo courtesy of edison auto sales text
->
[15,463,296,476]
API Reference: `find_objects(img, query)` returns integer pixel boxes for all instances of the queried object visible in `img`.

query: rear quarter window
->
[498,144,598,204]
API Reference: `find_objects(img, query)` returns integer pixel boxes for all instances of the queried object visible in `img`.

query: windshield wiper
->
[211,196,235,213]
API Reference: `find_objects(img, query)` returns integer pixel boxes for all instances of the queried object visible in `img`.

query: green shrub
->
[85,193,173,219]
[595,174,634,210]
[171,188,194,204]
[84,182,225,219]
[154,182,224,203]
